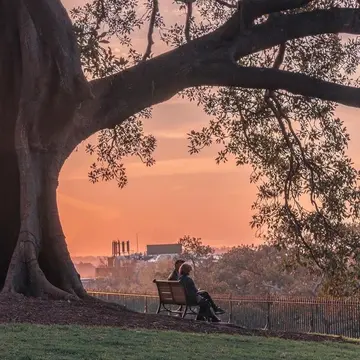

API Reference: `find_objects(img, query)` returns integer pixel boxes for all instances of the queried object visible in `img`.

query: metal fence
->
[88,291,360,338]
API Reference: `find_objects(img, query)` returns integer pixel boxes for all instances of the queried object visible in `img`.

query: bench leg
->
[156,303,162,314]
[181,306,188,318]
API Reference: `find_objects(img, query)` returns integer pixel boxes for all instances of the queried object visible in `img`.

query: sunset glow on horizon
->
[60,0,360,257]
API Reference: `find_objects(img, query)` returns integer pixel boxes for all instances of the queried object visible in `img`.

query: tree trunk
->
[0,147,20,290]
[0,112,85,298]
[2,149,85,299]
[0,92,85,298]
[0,0,90,299]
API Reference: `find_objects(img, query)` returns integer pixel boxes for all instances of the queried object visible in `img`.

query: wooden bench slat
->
[170,285,187,304]
[153,279,199,317]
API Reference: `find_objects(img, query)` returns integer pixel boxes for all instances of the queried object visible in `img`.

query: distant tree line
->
[84,232,360,298]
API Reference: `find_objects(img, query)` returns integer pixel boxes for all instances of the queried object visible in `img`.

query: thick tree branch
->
[23,0,91,101]
[234,7,360,58]
[218,0,313,39]
[215,0,237,8]
[64,45,197,154]
[194,63,360,108]
[64,6,360,155]
[245,0,313,17]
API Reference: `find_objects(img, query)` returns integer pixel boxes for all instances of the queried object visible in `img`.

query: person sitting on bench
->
[168,259,185,281]
[178,263,225,322]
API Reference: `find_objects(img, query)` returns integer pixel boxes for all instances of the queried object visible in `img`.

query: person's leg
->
[196,304,207,321]
[197,290,225,315]
[196,297,210,321]
[197,291,216,308]
[196,296,221,322]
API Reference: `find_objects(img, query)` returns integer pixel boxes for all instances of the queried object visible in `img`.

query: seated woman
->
[178,263,225,322]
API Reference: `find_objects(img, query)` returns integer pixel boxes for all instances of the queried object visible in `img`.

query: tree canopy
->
[69,0,360,283]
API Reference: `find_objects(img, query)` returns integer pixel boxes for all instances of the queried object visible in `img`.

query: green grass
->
[0,324,359,360]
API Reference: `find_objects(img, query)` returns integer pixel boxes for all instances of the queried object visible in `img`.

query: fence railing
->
[88,290,360,339]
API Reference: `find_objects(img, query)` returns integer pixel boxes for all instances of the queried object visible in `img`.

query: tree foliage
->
[69,0,360,281]
[214,245,325,296]
[179,235,214,277]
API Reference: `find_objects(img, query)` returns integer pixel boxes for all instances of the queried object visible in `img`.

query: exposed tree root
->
[1,173,84,300]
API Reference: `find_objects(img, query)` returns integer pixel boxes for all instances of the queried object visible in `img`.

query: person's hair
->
[175,259,185,266]
[179,263,192,275]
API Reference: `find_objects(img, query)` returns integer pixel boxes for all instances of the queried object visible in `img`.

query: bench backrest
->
[154,280,188,305]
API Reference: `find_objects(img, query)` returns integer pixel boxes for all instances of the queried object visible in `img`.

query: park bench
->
[153,279,199,318]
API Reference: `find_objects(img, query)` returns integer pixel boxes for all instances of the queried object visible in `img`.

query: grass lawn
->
[0,324,358,360]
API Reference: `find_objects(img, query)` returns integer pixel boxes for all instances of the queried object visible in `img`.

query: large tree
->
[1,0,360,299]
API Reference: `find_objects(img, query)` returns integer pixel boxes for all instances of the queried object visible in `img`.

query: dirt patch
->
[0,294,356,344]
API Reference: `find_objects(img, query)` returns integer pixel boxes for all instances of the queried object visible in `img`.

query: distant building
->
[146,243,182,256]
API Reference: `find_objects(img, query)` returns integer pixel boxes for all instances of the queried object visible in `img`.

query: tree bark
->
[0,0,89,299]
[2,149,85,299]
[0,146,20,291]
[0,97,84,298]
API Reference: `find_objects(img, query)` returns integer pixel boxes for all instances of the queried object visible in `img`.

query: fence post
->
[310,304,315,333]
[266,295,272,330]
[144,295,148,313]
[228,293,233,324]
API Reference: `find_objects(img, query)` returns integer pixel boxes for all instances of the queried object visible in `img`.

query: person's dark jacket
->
[179,274,198,304]
[168,269,179,281]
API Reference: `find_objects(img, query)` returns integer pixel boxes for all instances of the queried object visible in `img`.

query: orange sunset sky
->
[60,1,360,256]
